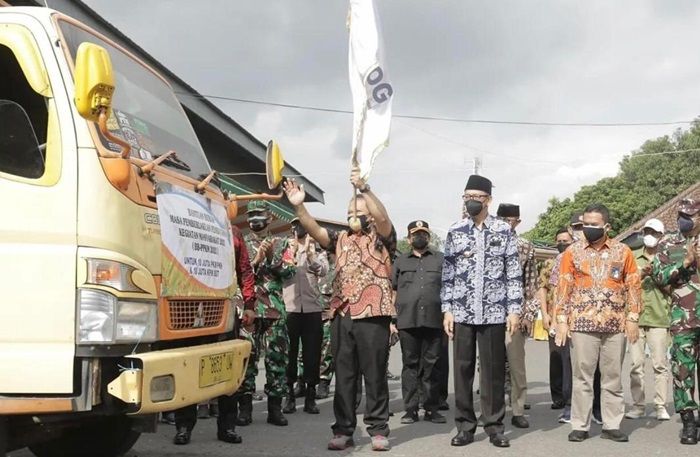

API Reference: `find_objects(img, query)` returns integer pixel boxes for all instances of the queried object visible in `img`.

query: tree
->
[524,120,700,244]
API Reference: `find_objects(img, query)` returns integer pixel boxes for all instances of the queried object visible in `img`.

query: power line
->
[176,91,694,128]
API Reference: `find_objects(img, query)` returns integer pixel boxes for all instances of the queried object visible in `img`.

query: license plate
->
[199,352,234,388]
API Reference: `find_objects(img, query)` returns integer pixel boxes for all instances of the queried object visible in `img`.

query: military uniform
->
[239,230,295,398]
[235,201,296,427]
[652,198,700,443]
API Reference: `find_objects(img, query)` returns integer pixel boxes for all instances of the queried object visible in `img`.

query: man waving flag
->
[348,0,394,180]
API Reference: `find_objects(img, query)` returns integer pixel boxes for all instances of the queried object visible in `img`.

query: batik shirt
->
[441,215,523,324]
[518,236,540,322]
[653,232,699,334]
[554,238,642,333]
[539,255,561,316]
[244,231,296,320]
[326,227,397,319]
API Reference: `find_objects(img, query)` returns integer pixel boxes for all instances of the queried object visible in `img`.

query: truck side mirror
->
[74,42,114,122]
[0,99,44,179]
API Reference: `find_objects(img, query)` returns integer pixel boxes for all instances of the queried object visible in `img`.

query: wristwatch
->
[627,312,640,323]
[359,184,371,193]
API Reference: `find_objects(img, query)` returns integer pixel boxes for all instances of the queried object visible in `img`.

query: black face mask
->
[583,226,605,243]
[556,242,570,253]
[348,215,370,233]
[248,215,268,232]
[465,200,484,217]
[678,215,695,234]
[411,233,430,250]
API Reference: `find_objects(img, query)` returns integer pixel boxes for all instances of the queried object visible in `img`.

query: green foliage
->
[397,231,445,254]
[524,120,700,243]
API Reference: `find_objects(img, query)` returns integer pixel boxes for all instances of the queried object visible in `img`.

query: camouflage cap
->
[678,198,700,217]
[246,200,270,214]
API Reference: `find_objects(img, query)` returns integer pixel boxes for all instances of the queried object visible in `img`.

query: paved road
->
[11,339,697,456]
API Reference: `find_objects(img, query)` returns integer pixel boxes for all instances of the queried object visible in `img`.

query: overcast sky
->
[84,0,700,237]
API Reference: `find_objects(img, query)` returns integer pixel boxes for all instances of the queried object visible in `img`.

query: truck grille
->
[167,299,225,330]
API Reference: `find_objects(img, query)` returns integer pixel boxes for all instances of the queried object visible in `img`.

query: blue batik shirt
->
[440,214,523,324]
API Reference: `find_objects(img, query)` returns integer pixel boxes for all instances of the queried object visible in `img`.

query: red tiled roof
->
[617,181,700,241]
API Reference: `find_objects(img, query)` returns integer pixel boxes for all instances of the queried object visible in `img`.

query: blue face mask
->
[678,215,695,234]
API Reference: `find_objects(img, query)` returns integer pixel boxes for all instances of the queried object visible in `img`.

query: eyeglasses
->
[463,194,489,201]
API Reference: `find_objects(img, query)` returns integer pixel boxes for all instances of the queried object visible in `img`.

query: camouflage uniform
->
[653,199,700,413]
[239,229,296,398]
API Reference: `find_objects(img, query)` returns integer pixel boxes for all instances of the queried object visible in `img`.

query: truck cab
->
[0,6,255,456]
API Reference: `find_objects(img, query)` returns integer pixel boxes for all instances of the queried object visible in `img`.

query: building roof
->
[617,181,700,242]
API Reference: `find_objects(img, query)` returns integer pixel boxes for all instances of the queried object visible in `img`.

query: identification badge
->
[610,261,623,280]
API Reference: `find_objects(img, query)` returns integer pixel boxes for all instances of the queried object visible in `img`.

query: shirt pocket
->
[399,268,417,287]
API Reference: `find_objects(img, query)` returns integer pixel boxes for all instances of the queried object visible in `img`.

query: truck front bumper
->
[107,339,251,414]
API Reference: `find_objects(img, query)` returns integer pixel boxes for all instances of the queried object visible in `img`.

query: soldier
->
[653,198,700,444]
[235,200,296,427]
[317,256,337,399]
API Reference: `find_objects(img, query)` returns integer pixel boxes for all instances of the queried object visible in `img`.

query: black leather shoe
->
[401,411,419,424]
[450,431,474,447]
[267,396,288,426]
[524,403,531,410]
[283,396,296,414]
[438,400,450,411]
[551,400,566,410]
[217,429,242,444]
[568,430,589,442]
[173,427,191,445]
[424,411,447,424]
[601,429,629,442]
[304,385,320,414]
[511,415,530,429]
[681,411,698,444]
[489,433,510,448]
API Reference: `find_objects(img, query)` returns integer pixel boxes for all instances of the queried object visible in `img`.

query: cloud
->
[83,0,700,234]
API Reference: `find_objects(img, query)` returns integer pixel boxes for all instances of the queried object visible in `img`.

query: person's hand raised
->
[283,178,306,206]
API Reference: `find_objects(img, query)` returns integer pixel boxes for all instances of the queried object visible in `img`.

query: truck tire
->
[28,416,140,457]
[0,416,8,457]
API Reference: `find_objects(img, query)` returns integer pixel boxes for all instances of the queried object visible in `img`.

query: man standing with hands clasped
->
[554,204,642,443]
[392,220,446,425]
[442,175,523,449]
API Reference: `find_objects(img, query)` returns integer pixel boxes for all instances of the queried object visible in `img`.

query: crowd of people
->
[168,170,700,451]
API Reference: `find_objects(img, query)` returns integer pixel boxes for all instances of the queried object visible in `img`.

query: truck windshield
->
[59,21,211,180]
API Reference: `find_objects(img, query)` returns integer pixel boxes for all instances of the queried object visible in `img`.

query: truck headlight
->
[78,289,158,344]
[78,289,116,343]
[116,300,157,343]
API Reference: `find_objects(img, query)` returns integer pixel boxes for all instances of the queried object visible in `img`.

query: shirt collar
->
[409,248,434,258]
[584,236,613,250]
[465,214,495,229]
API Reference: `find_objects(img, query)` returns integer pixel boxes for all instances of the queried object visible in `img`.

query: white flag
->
[348,0,394,180]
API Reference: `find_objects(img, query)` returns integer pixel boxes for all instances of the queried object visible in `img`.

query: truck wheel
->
[0,416,8,457]
[29,416,140,457]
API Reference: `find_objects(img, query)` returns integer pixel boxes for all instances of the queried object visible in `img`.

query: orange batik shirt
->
[554,238,643,334]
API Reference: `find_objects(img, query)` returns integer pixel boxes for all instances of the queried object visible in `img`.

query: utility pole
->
[472,156,482,175]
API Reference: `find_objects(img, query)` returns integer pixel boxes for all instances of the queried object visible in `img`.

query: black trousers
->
[437,333,449,403]
[549,336,572,405]
[174,394,238,432]
[454,323,506,435]
[286,311,323,387]
[331,313,391,437]
[399,327,443,413]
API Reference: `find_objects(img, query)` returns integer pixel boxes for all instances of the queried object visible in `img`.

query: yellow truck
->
[0,5,280,456]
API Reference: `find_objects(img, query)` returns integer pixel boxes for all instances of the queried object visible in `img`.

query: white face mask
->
[643,234,659,248]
